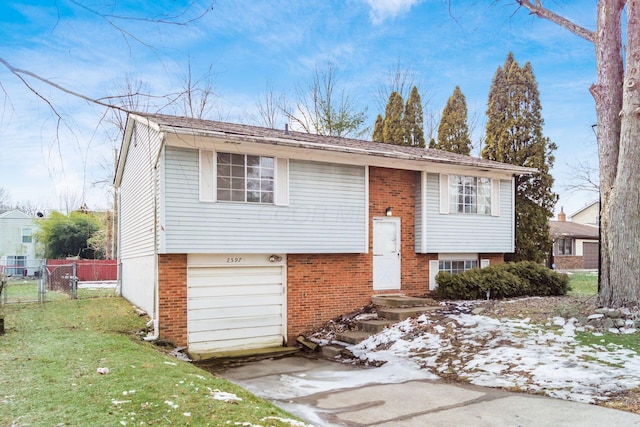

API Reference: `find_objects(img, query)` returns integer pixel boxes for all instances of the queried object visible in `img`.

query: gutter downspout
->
[144,134,165,342]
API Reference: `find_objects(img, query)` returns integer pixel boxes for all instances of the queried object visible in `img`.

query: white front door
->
[373,217,401,290]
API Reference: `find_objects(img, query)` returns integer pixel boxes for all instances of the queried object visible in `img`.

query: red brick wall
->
[554,255,584,270]
[158,254,188,347]
[479,253,505,266]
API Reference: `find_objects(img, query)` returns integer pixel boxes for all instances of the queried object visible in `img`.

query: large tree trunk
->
[516,0,640,308]
[590,0,625,306]
[599,1,640,307]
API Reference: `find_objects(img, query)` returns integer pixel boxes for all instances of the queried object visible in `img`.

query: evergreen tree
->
[372,114,384,142]
[403,86,425,147]
[382,91,405,145]
[436,86,472,154]
[482,53,558,263]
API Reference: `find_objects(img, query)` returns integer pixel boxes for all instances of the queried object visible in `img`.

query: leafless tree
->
[280,62,368,138]
[255,81,284,129]
[565,159,600,194]
[176,59,222,120]
[374,60,419,113]
[0,187,10,210]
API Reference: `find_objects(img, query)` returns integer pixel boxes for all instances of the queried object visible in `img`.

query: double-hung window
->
[449,175,491,215]
[216,153,274,203]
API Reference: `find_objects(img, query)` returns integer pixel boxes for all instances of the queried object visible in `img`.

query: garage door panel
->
[188,335,283,353]
[583,242,599,269]
[190,325,283,342]
[188,284,283,298]
[188,272,283,287]
[188,304,281,321]
[186,258,285,353]
[188,294,283,310]
[189,266,281,281]
[190,315,282,332]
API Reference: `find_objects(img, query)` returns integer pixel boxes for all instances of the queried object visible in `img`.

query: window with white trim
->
[449,175,491,215]
[438,259,478,274]
[199,150,288,205]
[22,227,33,243]
[216,152,274,203]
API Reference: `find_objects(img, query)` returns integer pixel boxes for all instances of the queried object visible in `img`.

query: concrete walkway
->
[221,356,640,427]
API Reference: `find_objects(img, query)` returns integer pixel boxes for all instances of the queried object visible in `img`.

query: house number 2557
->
[226,257,243,263]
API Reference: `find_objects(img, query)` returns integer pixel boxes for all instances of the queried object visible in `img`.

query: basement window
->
[438,259,478,274]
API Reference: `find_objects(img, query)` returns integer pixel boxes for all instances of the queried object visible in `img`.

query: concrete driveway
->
[220,355,640,427]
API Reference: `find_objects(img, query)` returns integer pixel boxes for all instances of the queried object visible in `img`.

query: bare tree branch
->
[0,57,129,114]
[256,81,283,128]
[564,159,600,193]
[516,0,595,42]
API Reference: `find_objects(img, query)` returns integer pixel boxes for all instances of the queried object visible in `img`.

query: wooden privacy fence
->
[46,259,117,281]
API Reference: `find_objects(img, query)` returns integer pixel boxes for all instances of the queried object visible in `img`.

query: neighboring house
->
[114,113,534,355]
[549,207,599,270]
[0,209,41,276]
[569,200,599,227]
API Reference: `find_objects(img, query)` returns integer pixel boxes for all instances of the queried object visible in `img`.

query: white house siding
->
[423,173,514,253]
[119,122,163,313]
[119,122,162,259]
[162,146,367,254]
[120,254,156,315]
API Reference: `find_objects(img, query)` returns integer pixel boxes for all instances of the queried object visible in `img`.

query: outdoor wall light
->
[385,207,393,216]
[269,254,283,263]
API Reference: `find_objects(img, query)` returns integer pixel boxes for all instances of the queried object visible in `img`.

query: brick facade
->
[554,255,585,270]
[158,254,188,347]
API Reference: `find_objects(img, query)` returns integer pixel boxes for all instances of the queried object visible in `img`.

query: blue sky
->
[0,0,599,215]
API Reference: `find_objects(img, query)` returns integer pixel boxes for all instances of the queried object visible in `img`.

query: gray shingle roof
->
[549,220,599,239]
[133,113,536,175]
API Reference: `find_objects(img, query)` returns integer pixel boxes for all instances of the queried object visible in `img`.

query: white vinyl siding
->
[421,173,514,253]
[163,146,367,253]
[119,122,163,259]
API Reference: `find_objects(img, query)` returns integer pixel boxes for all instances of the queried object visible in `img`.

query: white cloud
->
[365,0,421,24]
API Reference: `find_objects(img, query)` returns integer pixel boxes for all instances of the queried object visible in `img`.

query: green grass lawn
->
[1,280,119,303]
[565,271,640,353]
[0,297,304,427]
[567,271,598,296]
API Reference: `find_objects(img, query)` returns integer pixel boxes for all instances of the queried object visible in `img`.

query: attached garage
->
[583,242,599,269]
[187,254,286,353]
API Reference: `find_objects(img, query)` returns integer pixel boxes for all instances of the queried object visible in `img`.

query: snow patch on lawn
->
[348,308,640,404]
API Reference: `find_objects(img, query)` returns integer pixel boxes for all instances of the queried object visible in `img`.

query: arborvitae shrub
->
[435,261,569,300]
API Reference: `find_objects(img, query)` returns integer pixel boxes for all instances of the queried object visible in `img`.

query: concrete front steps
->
[334,294,441,345]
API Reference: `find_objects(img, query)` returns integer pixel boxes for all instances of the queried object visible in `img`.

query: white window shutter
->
[275,158,289,206]
[439,174,449,214]
[480,258,490,268]
[199,150,215,202]
[429,260,440,290]
[491,179,500,216]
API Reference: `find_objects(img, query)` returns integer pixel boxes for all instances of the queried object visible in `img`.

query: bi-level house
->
[114,113,533,355]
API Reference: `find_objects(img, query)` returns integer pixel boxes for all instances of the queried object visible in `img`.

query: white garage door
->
[187,254,286,353]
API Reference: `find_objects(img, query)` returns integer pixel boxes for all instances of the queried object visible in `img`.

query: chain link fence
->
[0,260,118,304]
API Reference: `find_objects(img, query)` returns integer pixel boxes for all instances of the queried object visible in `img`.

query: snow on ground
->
[348,306,640,404]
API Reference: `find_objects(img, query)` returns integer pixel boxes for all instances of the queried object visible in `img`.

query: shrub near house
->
[435,261,569,300]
